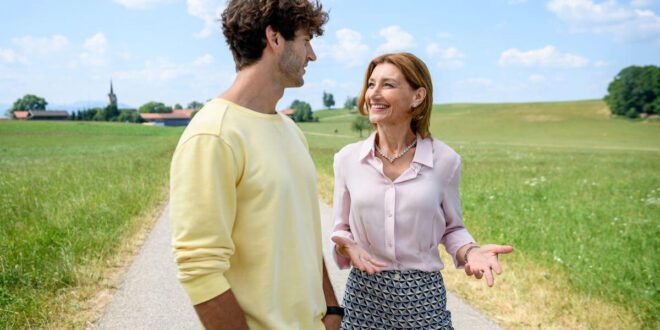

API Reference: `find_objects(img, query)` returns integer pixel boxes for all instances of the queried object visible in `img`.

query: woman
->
[331,52,513,329]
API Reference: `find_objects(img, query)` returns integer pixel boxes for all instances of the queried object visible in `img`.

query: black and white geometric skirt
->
[340,268,453,329]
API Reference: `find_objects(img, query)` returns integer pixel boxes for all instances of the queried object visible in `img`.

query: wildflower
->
[554,256,563,263]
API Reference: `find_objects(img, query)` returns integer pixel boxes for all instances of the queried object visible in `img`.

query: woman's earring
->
[412,103,419,108]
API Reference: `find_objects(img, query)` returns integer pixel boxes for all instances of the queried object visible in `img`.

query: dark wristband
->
[326,306,345,316]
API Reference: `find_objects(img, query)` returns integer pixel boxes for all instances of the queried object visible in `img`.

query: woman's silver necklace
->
[375,139,417,163]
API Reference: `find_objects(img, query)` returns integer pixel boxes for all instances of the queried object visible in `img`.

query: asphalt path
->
[95,201,501,329]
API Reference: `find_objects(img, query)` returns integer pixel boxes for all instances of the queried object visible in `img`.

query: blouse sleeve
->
[329,151,354,269]
[439,156,476,269]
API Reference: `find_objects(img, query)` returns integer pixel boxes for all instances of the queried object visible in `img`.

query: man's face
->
[278,29,317,87]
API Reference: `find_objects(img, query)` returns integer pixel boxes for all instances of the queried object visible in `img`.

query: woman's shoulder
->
[335,138,369,160]
[429,137,461,163]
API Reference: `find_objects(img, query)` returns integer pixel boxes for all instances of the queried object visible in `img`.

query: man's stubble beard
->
[278,43,305,87]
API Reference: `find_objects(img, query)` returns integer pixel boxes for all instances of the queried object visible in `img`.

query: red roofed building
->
[139,109,196,126]
[13,111,30,119]
[12,110,69,120]
[279,109,294,117]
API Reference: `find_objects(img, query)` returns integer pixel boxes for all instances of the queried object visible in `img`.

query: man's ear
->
[265,25,280,50]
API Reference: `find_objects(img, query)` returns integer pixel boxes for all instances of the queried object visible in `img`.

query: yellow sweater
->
[170,98,325,329]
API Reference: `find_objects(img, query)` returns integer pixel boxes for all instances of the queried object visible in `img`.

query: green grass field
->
[301,100,660,328]
[0,121,183,328]
[1,100,658,328]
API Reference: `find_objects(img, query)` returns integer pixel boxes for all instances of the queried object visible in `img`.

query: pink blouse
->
[330,132,475,271]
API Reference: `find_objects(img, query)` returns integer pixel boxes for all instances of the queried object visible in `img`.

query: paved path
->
[95,202,501,329]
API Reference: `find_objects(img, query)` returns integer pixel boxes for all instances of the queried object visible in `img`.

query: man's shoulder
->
[185,99,229,136]
[176,99,238,148]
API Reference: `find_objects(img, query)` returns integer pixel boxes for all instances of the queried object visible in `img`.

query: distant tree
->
[117,109,142,123]
[344,96,358,110]
[105,104,120,121]
[351,115,371,137]
[93,109,106,121]
[291,100,316,122]
[323,91,335,109]
[69,111,76,121]
[191,110,199,118]
[187,101,204,110]
[604,65,660,118]
[6,94,47,116]
[139,101,172,113]
[77,107,102,121]
[174,103,183,110]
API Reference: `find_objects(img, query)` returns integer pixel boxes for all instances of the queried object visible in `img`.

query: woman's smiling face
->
[365,62,420,127]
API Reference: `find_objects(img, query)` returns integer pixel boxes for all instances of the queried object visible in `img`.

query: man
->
[169,1,342,329]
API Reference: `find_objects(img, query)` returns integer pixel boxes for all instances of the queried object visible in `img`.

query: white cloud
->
[116,54,225,82]
[439,46,465,59]
[12,35,70,55]
[437,32,453,39]
[323,28,369,67]
[498,45,589,67]
[458,78,492,86]
[376,26,416,54]
[193,53,215,66]
[437,60,465,70]
[321,79,337,88]
[187,0,225,38]
[529,74,546,83]
[547,0,660,43]
[631,0,656,7]
[595,60,612,66]
[113,0,174,9]
[84,32,108,53]
[428,45,465,69]
[80,33,109,67]
[426,43,441,58]
[0,48,28,64]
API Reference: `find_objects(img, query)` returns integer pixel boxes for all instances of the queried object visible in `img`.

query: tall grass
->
[302,100,660,328]
[0,121,182,328]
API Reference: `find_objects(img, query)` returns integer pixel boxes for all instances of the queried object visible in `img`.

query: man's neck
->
[220,61,284,114]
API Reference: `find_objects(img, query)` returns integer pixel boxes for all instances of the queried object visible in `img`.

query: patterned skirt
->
[340,268,453,330]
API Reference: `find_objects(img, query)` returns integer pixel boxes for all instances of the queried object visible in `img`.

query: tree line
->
[4,95,205,123]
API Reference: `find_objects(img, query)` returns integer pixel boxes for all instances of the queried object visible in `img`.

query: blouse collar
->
[359,131,434,168]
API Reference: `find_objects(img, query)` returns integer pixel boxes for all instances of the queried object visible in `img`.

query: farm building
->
[139,109,195,126]
[12,110,69,120]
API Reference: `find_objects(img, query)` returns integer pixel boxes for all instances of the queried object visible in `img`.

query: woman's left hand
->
[464,244,514,287]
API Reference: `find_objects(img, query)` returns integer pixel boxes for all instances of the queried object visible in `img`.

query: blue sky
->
[1,0,659,113]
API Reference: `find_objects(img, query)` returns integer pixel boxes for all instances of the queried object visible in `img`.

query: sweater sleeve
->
[170,134,239,305]
[439,156,476,269]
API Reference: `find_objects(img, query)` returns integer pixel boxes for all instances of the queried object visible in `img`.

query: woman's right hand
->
[331,236,387,274]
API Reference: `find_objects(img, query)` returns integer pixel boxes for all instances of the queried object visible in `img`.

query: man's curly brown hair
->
[221,0,329,71]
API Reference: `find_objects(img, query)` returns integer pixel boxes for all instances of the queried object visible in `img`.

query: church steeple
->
[107,79,117,107]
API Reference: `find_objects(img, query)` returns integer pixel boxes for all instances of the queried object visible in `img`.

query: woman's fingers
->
[465,264,474,276]
[487,244,514,255]
[368,257,388,268]
[484,268,494,287]
[491,259,503,275]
